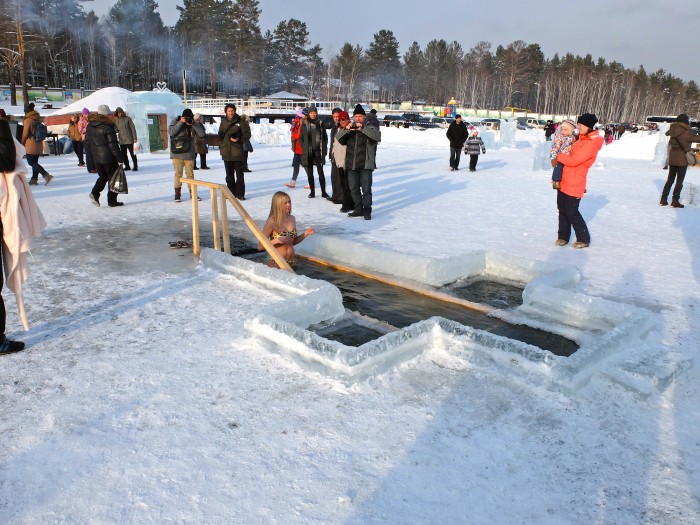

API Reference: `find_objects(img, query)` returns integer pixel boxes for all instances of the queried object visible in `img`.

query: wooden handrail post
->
[220,190,230,254]
[210,187,220,251]
[179,179,294,272]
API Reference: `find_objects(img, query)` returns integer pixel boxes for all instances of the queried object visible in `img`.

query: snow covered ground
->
[1,101,699,524]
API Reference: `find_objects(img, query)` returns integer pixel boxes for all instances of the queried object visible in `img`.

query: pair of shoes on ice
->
[555,239,589,249]
[284,180,296,188]
[90,193,123,207]
[169,240,190,249]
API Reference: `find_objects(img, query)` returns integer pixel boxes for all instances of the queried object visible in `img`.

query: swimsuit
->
[266,229,298,266]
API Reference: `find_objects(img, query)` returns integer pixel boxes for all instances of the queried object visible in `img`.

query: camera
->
[350,123,358,129]
[185,116,194,125]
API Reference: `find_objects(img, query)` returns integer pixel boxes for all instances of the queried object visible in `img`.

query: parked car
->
[430,117,454,128]
[515,117,535,130]
[383,115,404,127]
[480,118,502,130]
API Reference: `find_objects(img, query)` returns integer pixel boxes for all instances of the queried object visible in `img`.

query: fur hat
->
[338,111,350,121]
[577,113,598,130]
[677,113,690,125]
[353,104,366,116]
[97,104,112,115]
[182,108,194,118]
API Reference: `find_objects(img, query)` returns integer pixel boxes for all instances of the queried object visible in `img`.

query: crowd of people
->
[0,103,697,351]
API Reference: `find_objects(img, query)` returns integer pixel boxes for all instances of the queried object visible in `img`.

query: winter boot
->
[660,197,668,206]
[28,177,38,186]
[671,198,684,208]
[133,158,138,172]
[0,335,24,355]
[200,156,209,170]
[174,188,182,202]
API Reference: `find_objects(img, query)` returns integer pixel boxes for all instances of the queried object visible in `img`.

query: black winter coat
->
[0,119,15,172]
[299,117,328,167]
[446,121,469,148]
[86,114,123,165]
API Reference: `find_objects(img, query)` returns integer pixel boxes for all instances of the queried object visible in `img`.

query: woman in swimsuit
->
[259,191,315,267]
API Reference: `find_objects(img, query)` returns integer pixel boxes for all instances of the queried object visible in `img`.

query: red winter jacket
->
[556,130,604,198]
[290,117,303,154]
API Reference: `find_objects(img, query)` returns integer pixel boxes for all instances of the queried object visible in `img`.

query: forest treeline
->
[1,0,698,122]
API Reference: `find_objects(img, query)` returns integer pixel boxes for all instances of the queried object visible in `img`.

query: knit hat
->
[560,119,576,129]
[301,107,309,117]
[370,108,377,114]
[115,107,124,115]
[677,113,690,125]
[193,113,201,120]
[97,104,112,115]
[353,104,366,116]
[182,108,194,118]
[296,108,305,118]
[81,107,90,115]
[307,105,318,114]
[577,113,598,130]
[455,114,461,119]
[338,111,350,121]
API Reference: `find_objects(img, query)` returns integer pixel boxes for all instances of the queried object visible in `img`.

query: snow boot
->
[671,199,684,208]
[174,188,182,202]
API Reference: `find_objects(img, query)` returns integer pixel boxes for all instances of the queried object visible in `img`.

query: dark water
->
[447,279,524,309]
[293,259,578,357]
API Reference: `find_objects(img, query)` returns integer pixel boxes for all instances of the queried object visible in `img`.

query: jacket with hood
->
[114,108,138,145]
[666,122,696,167]
[299,115,328,167]
[217,113,251,162]
[86,114,124,165]
[20,111,44,156]
[336,123,381,171]
[556,129,604,198]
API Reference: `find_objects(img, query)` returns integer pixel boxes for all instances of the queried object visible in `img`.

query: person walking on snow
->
[87,104,125,207]
[446,114,468,171]
[114,107,138,171]
[21,109,53,186]
[464,129,486,172]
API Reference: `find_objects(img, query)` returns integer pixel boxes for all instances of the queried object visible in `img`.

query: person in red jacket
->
[554,113,604,249]
[284,107,306,188]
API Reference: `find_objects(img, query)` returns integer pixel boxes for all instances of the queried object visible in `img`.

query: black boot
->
[671,198,684,208]
[133,158,138,172]
[0,335,24,355]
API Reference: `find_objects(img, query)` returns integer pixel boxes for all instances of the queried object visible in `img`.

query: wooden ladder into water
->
[179,178,294,273]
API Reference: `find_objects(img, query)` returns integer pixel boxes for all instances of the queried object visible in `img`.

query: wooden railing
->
[179,178,294,273]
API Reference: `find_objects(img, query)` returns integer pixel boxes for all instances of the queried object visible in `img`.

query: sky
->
[85,0,700,85]
[1,90,699,522]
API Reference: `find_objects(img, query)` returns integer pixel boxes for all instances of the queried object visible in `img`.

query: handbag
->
[675,136,697,166]
[170,131,192,154]
[243,140,253,153]
[109,165,129,194]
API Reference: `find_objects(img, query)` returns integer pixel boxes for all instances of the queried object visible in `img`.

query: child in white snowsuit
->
[549,119,576,189]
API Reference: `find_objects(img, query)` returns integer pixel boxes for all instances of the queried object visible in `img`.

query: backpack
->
[34,121,47,142]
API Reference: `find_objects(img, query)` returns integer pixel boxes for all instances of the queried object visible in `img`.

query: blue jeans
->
[551,162,564,182]
[347,169,373,212]
[25,154,48,180]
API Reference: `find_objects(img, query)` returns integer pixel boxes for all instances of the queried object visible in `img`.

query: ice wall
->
[202,241,672,394]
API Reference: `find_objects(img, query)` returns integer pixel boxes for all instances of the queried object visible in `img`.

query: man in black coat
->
[87,104,125,207]
[446,115,468,171]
